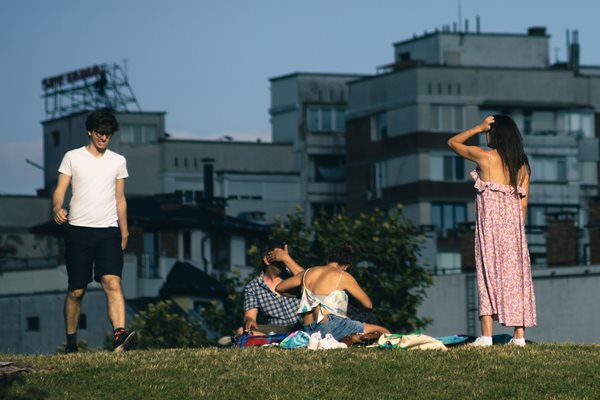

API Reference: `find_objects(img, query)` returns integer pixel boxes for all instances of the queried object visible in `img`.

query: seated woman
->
[274,242,390,341]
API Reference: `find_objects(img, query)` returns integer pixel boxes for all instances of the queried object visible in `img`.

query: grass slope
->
[2,344,600,399]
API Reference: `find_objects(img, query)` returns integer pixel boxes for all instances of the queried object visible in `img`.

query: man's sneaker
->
[318,333,348,350]
[469,336,493,347]
[307,332,322,350]
[114,330,139,352]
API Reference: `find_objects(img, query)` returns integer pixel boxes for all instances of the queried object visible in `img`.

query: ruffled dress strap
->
[470,169,526,198]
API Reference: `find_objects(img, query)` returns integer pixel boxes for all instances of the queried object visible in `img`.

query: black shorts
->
[64,225,123,289]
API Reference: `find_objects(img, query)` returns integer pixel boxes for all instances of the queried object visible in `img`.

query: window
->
[529,156,567,182]
[174,157,179,168]
[436,252,461,270]
[183,231,191,260]
[314,155,345,182]
[557,111,594,138]
[211,233,231,271]
[139,232,159,278]
[431,105,465,131]
[119,124,158,145]
[526,205,579,228]
[431,203,466,230]
[371,112,388,141]
[51,130,60,146]
[307,107,345,132]
[79,314,87,330]
[26,317,40,332]
[372,161,388,191]
[430,154,465,181]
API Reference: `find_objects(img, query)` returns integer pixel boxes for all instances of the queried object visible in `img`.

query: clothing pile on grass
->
[234,331,520,350]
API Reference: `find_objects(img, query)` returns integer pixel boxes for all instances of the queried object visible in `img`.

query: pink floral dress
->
[471,169,536,327]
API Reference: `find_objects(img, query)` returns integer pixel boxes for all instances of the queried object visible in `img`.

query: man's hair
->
[261,241,286,269]
[327,241,359,267]
[86,109,119,134]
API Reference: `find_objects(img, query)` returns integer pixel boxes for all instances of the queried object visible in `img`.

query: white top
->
[58,146,128,228]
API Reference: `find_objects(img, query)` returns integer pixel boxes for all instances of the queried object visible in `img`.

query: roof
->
[30,194,270,236]
[269,71,370,82]
[159,261,227,298]
[126,195,269,234]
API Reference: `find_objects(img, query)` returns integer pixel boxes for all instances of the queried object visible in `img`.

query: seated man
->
[238,242,304,336]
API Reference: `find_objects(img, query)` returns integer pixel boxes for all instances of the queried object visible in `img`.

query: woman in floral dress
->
[448,115,536,347]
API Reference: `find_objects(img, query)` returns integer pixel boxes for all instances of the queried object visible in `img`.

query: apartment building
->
[344,26,600,269]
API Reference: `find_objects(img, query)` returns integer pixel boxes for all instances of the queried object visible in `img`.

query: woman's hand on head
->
[479,116,495,132]
[267,245,289,263]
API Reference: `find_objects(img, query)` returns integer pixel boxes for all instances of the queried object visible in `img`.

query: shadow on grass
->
[0,374,48,400]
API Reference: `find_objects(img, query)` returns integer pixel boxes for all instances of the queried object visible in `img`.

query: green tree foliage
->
[270,206,432,332]
[128,300,209,349]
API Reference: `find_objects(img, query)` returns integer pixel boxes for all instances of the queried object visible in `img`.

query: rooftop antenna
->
[458,0,462,32]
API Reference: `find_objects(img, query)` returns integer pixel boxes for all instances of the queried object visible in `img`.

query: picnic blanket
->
[235,333,288,348]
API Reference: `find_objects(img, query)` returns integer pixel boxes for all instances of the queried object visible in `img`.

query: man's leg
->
[100,274,126,329]
[100,274,138,351]
[64,287,86,353]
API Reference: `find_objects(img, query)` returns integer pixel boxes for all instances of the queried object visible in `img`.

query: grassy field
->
[2,344,600,399]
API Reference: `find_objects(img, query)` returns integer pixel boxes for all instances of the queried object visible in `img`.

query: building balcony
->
[307,181,346,196]
[304,131,345,150]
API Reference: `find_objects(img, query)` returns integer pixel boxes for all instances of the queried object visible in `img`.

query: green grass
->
[2,344,600,399]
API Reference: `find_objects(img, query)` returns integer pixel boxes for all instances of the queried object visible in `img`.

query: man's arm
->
[242,308,259,333]
[115,178,128,251]
[53,173,71,225]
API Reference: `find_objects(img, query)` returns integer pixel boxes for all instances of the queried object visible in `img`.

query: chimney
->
[569,29,580,73]
[476,15,481,34]
[589,200,600,264]
[547,212,579,266]
[202,158,215,200]
[527,26,547,36]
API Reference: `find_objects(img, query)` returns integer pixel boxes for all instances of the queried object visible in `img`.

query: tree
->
[269,206,432,332]
[128,300,210,349]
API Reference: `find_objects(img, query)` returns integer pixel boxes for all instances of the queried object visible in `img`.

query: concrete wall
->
[0,289,111,354]
[418,264,600,343]
[393,32,549,68]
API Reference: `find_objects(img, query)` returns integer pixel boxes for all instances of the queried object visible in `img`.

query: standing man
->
[53,109,137,353]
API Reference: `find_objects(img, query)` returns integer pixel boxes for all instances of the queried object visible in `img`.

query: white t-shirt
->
[58,146,129,228]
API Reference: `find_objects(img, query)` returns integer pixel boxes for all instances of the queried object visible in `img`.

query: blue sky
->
[2,0,600,194]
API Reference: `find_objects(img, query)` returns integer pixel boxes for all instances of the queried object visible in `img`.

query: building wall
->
[418,265,600,343]
[0,290,110,354]
[393,31,549,68]
[42,111,166,194]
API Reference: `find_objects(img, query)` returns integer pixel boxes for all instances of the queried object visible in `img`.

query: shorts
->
[303,314,365,341]
[65,225,123,289]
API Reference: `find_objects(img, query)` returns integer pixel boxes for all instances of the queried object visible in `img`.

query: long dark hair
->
[488,114,531,193]
[327,242,359,267]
